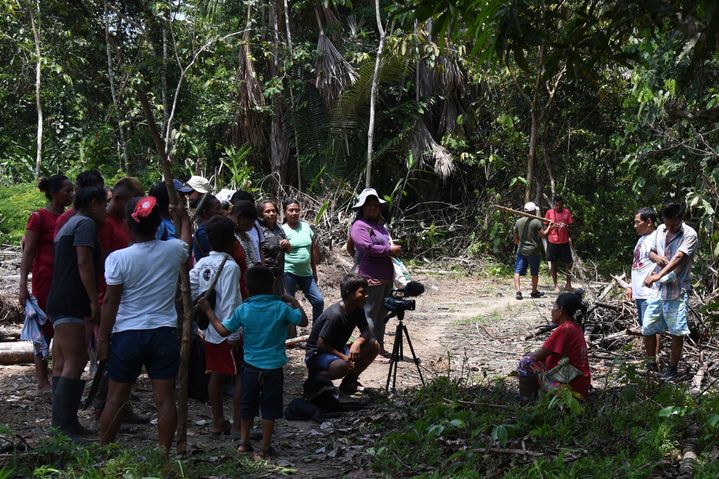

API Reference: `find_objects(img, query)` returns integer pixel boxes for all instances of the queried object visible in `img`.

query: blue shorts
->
[241,363,284,420]
[642,292,690,337]
[108,327,180,383]
[306,346,349,371]
[514,254,540,276]
[635,299,648,326]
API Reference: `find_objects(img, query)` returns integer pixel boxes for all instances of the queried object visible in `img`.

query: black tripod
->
[384,309,425,391]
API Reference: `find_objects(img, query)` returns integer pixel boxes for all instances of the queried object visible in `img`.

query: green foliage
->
[368,375,719,477]
[0,183,46,244]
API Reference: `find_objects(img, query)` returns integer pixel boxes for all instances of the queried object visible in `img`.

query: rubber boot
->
[52,376,77,437]
[52,377,91,440]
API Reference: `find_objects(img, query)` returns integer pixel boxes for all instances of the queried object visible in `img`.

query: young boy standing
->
[190,216,242,436]
[198,266,307,458]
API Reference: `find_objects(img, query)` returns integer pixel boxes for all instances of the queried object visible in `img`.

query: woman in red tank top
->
[19,175,74,392]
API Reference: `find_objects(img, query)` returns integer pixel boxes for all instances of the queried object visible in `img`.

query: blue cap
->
[173,179,193,194]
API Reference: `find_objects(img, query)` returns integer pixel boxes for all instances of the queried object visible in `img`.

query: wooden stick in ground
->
[493,204,555,224]
[137,88,194,455]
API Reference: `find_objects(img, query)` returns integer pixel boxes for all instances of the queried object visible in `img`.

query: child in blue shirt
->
[199,265,307,458]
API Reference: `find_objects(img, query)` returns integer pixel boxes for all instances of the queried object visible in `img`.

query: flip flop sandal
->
[255,446,275,460]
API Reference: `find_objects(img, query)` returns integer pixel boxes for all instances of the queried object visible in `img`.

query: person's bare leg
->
[151,378,177,452]
[564,263,574,289]
[232,374,242,435]
[100,380,132,445]
[34,356,51,392]
[51,332,65,378]
[670,335,684,368]
[513,273,521,292]
[531,275,539,294]
[655,334,661,359]
[208,373,226,433]
[238,417,253,451]
[549,262,559,292]
[261,418,275,454]
[352,339,380,377]
[321,360,351,380]
[643,335,657,369]
[58,323,88,379]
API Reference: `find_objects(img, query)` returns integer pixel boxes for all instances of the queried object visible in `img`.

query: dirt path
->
[0,268,557,477]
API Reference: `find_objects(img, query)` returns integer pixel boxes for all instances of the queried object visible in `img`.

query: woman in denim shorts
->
[46,182,107,439]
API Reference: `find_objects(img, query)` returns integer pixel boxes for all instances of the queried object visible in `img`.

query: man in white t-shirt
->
[626,207,660,363]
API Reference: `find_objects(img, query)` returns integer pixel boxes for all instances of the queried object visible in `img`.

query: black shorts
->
[547,243,573,264]
[108,327,179,383]
[241,363,284,420]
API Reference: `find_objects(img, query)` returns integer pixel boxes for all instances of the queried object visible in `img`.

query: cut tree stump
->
[0,342,34,365]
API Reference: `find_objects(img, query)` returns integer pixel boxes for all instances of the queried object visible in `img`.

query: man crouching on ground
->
[305,274,380,395]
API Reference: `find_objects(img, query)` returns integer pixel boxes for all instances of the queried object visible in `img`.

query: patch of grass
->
[368,375,719,477]
[0,435,279,479]
[453,310,501,326]
[0,182,46,244]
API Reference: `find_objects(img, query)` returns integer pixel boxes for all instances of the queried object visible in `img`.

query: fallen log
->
[0,325,22,341]
[286,334,309,347]
[0,342,34,365]
[677,423,699,479]
[523,324,557,341]
[473,447,546,458]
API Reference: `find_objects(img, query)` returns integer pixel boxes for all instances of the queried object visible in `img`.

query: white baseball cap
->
[187,175,211,194]
[524,202,537,212]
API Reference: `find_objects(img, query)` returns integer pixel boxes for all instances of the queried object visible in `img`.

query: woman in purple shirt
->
[349,188,401,358]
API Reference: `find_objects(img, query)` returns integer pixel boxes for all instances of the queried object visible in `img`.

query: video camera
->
[383,281,425,315]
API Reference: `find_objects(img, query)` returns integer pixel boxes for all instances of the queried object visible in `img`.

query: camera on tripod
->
[383,281,425,317]
[381,280,426,391]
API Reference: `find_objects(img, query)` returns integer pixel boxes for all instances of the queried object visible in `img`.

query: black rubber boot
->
[52,377,91,440]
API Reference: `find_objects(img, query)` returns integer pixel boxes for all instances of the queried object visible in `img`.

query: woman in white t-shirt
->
[97,195,191,451]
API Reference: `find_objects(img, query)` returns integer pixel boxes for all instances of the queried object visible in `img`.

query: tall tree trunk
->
[366,0,386,187]
[269,0,289,189]
[283,0,301,188]
[524,46,544,203]
[104,1,129,173]
[162,17,170,133]
[28,0,42,179]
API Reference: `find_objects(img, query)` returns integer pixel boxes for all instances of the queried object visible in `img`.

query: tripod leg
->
[402,324,425,386]
[385,323,403,391]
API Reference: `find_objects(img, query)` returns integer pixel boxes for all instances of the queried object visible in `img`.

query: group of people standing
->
[19,172,399,456]
[514,198,698,399]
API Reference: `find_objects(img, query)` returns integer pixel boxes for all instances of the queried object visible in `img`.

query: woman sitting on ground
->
[518,292,591,398]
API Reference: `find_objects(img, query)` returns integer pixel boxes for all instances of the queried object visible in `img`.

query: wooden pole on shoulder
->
[137,88,194,455]
[492,204,555,224]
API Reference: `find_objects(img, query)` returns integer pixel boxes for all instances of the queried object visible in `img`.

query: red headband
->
[130,196,157,223]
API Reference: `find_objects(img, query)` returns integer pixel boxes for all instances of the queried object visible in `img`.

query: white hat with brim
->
[524,201,537,212]
[352,188,386,209]
[187,175,211,194]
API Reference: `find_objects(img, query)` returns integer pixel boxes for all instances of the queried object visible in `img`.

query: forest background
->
[0,0,717,289]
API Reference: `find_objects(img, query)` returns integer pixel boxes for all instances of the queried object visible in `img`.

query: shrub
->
[0,183,46,245]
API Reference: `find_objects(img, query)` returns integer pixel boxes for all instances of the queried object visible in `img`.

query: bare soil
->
[0,251,575,478]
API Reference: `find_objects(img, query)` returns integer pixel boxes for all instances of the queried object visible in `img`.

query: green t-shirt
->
[513,217,543,256]
[282,221,314,277]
